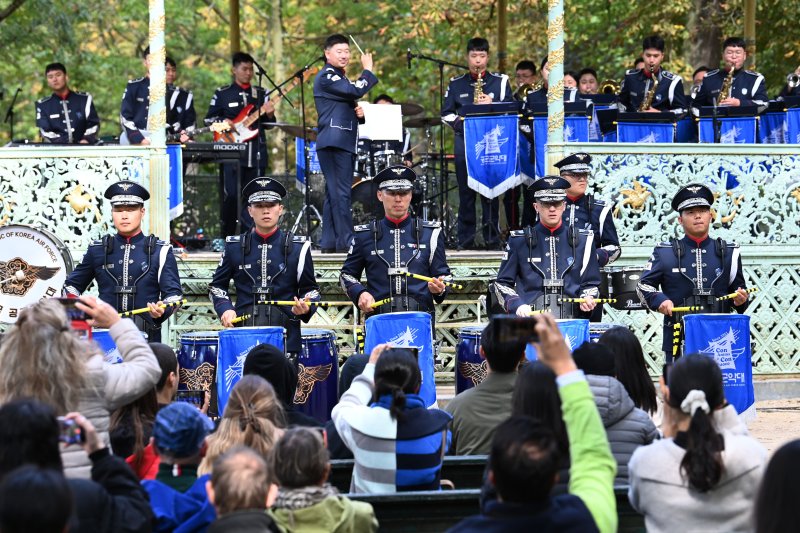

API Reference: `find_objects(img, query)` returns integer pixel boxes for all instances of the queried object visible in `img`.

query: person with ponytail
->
[628,354,767,532]
[332,345,452,493]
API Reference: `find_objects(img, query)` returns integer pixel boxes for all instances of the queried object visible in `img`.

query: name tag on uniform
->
[459,93,468,98]
[672,268,686,273]
[136,97,144,102]
[530,257,542,263]
[50,113,60,118]
[228,102,239,107]
[370,249,385,256]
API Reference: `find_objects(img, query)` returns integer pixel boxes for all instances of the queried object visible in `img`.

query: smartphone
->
[57,416,84,445]
[55,297,92,340]
[176,390,206,409]
[492,314,540,344]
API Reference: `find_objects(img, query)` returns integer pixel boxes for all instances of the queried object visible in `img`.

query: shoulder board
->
[129,77,145,84]
[36,95,53,104]
[744,70,760,77]
[592,198,607,206]
[705,69,720,77]
[292,235,308,243]
[661,70,676,79]
[216,84,232,92]
[625,68,639,76]
[509,230,526,238]
[73,90,89,96]
[656,242,671,248]
[354,224,371,232]
[422,220,441,228]
[450,73,467,82]
[578,228,593,236]
[726,241,740,248]
[488,71,506,78]
[155,239,168,246]
[88,239,104,247]
[225,235,242,243]
[323,66,336,72]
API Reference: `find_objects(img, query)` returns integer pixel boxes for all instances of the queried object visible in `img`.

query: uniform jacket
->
[64,231,183,331]
[692,68,768,112]
[205,82,272,168]
[208,228,319,353]
[618,68,688,113]
[119,77,151,144]
[313,63,379,153]
[36,90,100,144]
[339,216,451,314]
[564,193,620,267]
[442,71,513,141]
[166,84,197,135]
[524,86,580,107]
[636,235,749,353]
[494,222,602,313]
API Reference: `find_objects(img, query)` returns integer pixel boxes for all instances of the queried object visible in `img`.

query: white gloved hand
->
[516,304,533,317]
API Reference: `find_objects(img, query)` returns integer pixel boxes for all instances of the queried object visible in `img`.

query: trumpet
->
[788,70,800,89]
[598,79,620,95]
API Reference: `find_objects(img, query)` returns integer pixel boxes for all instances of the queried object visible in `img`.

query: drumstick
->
[119,299,186,317]
[256,299,336,307]
[559,297,618,304]
[370,297,391,309]
[230,314,251,325]
[671,305,703,313]
[527,309,551,315]
[672,323,682,358]
[716,287,758,301]
[348,34,365,55]
[404,272,464,290]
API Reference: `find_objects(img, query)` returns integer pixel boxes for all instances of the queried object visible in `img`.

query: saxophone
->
[718,66,734,102]
[638,66,659,111]
[473,71,485,104]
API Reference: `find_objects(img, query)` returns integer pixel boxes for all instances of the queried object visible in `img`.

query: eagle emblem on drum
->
[179,363,216,392]
[293,363,333,404]
[459,360,489,387]
[0,257,61,296]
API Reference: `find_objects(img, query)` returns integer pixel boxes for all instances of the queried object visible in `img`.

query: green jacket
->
[268,495,378,533]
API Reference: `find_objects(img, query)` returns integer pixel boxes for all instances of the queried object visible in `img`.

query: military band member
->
[618,35,688,114]
[555,153,620,268]
[36,62,100,144]
[63,181,183,342]
[524,57,580,106]
[442,37,512,250]
[340,166,451,318]
[120,47,154,145]
[636,184,750,358]
[314,34,379,253]
[209,178,320,354]
[165,56,196,141]
[206,52,277,236]
[577,68,599,95]
[494,177,601,318]
[778,66,800,98]
[514,60,538,95]
[692,37,768,112]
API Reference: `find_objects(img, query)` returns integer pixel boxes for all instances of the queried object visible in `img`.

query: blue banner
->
[759,112,786,144]
[518,134,535,185]
[683,314,754,415]
[295,137,321,191]
[589,105,613,142]
[464,114,521,199]
[618,122,674,143]
[533,116,548,179]
[565,116,589,142]
[675,117,696,143]
[167,144,183,220]
[699,117,757,144]
[602,131,618,143]
[526,319,590,361]
[787,108,800,144]
[217,327,285,415]
[364,312,436,406]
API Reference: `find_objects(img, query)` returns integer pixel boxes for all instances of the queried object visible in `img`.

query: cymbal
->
[277,124,317,141]
[400,102,424,116]
[404,116,442,129]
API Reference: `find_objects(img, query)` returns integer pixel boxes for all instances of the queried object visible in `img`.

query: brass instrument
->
[598,79,620,95]
[638,67,659,111]
[787,70,800,89]
[718,66,734,102]
[514,81,543,101]
[473,71,485,104]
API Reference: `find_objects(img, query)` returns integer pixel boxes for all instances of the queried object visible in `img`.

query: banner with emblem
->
[217,327,285,414]
[295,137,322,192]
[464,114,521,198]
[786,108,800,144]
[758,112,787,144]
[683,314,754,416]
[533,116,548,179]
[526,319,590,361]
[565,116,590,142]
[699,117,757,144]
[617,122,675,143]
[364,312,436,407]
[518,133,536,184]
[167,143,183,219]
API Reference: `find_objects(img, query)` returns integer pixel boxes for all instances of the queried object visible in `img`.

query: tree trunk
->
[686,0,723,71]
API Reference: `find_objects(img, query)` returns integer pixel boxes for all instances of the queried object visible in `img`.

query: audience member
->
[573,342,658,483]
[207,445,279,533]
[628,353,767,532]
[0,466,72,533]
[445,320,526,455]
[332,345,452,493]
[110,387,158,460]
[598,326,658,415]
[755,439,800,533]
[0,296,161,478]
[151,342,180,407]
[449,313,617,533]
[269,427,378,532]
[0,399,152,533]
[325,352,369,460]
[243,343,321,427]
[199,375,286,475]
[143,401,216,532]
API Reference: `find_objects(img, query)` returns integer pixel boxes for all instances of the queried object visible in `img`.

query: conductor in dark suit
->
[313,34,379,253]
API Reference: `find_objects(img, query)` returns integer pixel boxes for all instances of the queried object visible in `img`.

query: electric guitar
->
[120,122,231,145]
[214,67,318,144]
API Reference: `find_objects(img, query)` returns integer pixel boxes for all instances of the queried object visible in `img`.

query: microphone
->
[407,49,412,70]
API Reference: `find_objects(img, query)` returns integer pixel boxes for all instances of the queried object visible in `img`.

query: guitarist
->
[205,52,276,236]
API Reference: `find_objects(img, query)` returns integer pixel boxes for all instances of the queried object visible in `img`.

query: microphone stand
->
[408,52,468,246]
[3,87,20,142]
[712,96,721,144]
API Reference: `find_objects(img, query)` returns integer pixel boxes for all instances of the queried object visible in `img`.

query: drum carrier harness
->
[371,217,426,314]
[239,229,296,331]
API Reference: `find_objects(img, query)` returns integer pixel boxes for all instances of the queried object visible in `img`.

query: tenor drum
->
[606,266,645,310]
[588,323,621,343]
[178,331,219,415]
[0,225,73,323]
[455,325,487,394]
[294,329,339,423]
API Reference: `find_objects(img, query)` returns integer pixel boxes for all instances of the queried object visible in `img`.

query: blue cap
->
[243,177,287,205]
[374,165,417,191]
[672,183,714,213]
[152,402,214,458]
[527,176,570,202]
[104,180,150,206]
[554,152,592,174]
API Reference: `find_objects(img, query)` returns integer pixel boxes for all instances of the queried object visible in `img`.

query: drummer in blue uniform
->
[209,178,320,355]
[493,176,601,318]
[636,183,750,359]
[63,181,183,342]
[340,165,451,318]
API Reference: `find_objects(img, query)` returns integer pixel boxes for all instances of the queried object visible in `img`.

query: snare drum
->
[588,323,621,343]
[456,326,487,394]
[178,331,219,415]
[0,225,73,323]
[218,327,285,415]
[294,329,339,423]
[606,267,645,310]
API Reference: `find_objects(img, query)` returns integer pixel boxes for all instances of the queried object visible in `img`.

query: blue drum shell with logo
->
[456,325,487,394]
[526,319,590,361]
[218,327,285,415]
[294,329,339,423]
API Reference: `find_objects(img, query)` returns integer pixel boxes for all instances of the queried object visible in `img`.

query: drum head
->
[0,225,73,323]
[301,328,335,340]
[180,331,220,342]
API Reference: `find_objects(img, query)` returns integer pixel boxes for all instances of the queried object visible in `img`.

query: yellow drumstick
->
[404,272,464,290]
[348,34,365,55]
[559,297,618,304]
[672,323,682,357]
[716,287,758,301]
[256,299,335,307]
[119,299,186,317]
[528,309,551,315]
[370,297,391,309]
[230,314,251,325]
[671,305,703,313]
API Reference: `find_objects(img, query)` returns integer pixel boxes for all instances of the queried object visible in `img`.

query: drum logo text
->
[699,327,746,371]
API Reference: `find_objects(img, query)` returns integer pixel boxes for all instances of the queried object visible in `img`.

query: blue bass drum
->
[178,331,219,415]
[455,325,487,394]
